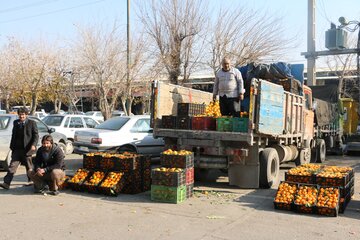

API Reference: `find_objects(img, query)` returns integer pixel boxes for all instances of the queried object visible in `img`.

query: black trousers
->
[4,149,33,185]
[219,96,240,117]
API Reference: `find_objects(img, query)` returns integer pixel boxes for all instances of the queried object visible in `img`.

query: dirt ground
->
[0,154,359,240]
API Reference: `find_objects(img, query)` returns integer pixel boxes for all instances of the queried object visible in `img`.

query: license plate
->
[79,146,89,152]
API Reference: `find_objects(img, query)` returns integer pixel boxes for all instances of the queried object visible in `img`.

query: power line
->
[0,0,106,24]
[316,0,331,24]
[0,0,59,14]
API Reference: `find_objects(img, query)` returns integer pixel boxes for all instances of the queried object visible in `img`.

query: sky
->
[0,0,359,69]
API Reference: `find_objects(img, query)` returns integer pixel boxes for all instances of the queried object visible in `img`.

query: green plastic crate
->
[151,185,186,203]
[232,117,249,132]
[216,117,233,132]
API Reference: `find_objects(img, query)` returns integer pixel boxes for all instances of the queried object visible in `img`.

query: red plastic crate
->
[191,117,216,130]
[186,167,194,184]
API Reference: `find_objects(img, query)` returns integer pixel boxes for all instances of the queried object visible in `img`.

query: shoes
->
[34,185,49,194]
[0,183,10,190]
[49,190,60,196]
[24,181,34,187]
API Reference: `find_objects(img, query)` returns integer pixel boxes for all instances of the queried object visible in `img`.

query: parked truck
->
[310,83,344,157]
[150,79,328,189]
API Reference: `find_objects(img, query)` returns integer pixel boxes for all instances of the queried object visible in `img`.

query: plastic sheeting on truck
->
[310,83,338,103]
[313,98,338,127]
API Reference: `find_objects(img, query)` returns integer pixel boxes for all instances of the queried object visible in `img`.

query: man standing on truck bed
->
[213,57,245,117]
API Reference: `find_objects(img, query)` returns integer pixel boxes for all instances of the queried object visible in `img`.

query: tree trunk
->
[30,93,38,115]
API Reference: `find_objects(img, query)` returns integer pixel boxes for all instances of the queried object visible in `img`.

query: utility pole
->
[307,0,316,86]
[126,0,131,115]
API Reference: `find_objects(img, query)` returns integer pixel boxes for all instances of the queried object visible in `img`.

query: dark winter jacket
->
[10,118,39,155]
[33,143,65,173]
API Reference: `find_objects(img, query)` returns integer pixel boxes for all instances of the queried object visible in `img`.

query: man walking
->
[0,107,39,189]
[28,135,65,195]
[213,57,245,117]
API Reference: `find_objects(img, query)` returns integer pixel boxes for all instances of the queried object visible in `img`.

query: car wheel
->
[118,145,137,154]
[65,140,74,155]
[58,142,67,154]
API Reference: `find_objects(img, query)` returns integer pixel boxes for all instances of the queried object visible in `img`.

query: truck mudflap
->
[228,145,260,188]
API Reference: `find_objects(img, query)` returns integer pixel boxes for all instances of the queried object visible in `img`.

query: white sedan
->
[42,114,100,154]
[73,115,164,157]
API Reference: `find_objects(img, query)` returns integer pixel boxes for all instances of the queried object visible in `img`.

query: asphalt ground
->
[0,154,359,240]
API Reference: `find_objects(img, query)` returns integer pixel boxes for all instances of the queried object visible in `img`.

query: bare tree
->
[0,40,18,112]
[73,22,131,119]
[207,7,296,74]
[137,0,207,85]
[46,49,72,113]
[3,39,54,115]
[325,36,358,99]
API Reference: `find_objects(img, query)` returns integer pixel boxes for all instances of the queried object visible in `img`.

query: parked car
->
[85,111,104,122]
[111,110,127,117]
[32,111,48,119]
[0,114,69,171]
[73,115,164,157]
[42,114,100,154]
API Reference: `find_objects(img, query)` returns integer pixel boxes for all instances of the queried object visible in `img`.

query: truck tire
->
[295,148,311,166]
[325,136,334,149]
[259,148,280,189]
[316,139,326,163]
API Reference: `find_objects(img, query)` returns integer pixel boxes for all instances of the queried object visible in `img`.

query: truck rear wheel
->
[325,136,334,149]
[295,148,311,166]
[316,139,326,163]
[259,148,280,188]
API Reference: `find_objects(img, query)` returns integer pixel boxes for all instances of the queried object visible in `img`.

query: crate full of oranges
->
[293,184,319,214]
[315,166,353,187]
[160,149,194,168]
[98,172,125,196]
[316,187,340,217]
[273,181,298,211]
[82,171,106,193]
[68,169,91,191]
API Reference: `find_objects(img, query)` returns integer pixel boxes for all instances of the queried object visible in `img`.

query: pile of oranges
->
[274,182,297,204]
[316,187,339,208]
[162,149,192,156]
[204,101,221,118]
[86,171,106,186]
[288,163,322,176]
[294,185,318,206]
[100,172,123,188]
[317,166,352,178]
[69,169,90,183]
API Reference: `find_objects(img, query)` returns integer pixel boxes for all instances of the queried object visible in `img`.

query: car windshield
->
[0,116,11,129]
[95,117,130,130]
[42,116,64,126]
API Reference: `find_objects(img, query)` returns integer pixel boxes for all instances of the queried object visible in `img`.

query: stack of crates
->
[276,164,355,216]
[73,152,151,196]
[216,115,249,133]
[177,103,206,130]
[151,149,195,203]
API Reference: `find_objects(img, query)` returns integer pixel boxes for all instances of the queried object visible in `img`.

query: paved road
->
[0,154,359,240]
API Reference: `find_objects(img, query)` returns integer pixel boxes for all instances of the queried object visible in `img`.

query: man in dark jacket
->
[28,134,65,195]
[0,107,39,190]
